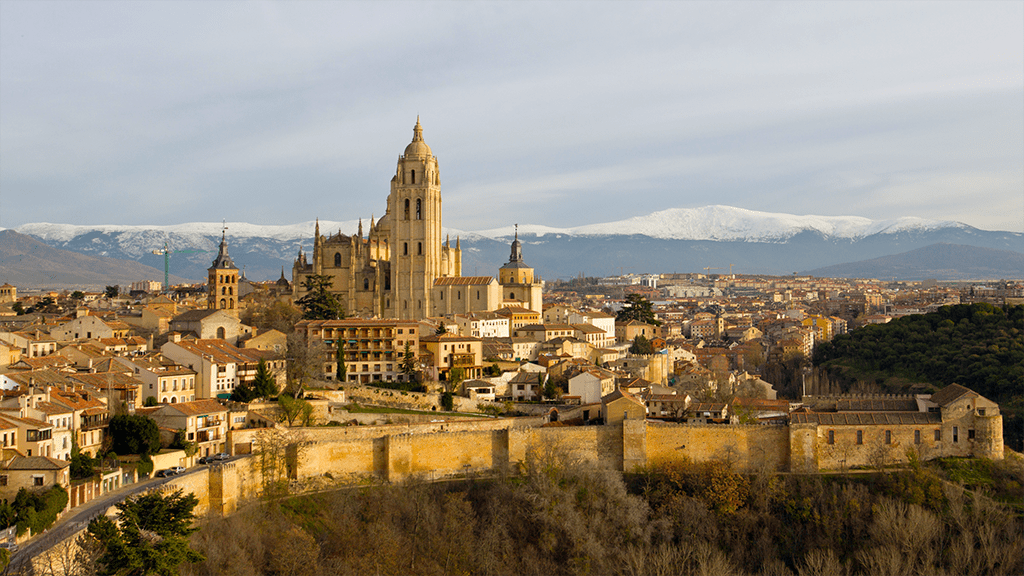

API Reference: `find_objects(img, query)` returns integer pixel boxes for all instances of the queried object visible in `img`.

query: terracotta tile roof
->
[69,372,144,391]
[33,401,73,416]
[601,388,645,407]
[2,455,69,471]
[930,384,977,407]
[14,356,73,369]
[420,333,482,343]
[158,399,227,417]
[171,339,259,365]
[791,412,940,425]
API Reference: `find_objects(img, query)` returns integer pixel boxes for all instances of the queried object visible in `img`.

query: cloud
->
[1,1,1021,232]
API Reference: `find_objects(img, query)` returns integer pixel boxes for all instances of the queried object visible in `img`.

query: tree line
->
[813,303,1024,450]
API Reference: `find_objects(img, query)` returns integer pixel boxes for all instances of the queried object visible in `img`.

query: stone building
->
[291,119,544,320]
[207,231,240,318]
[790,384,1003,472]
[293,118,461,319]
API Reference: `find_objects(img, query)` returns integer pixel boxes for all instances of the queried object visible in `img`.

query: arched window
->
[221,287,226,295]
[403,243,408,256]
[385,275,391,290]
[386,298,390,308]
[457,290,461,300]
[228,287,233,295]
[404,199,410,220]
[411,169,416,184]
[170,397,177,403]
[363,278,370,290]
[417,242,422,255]
[416,199,422,219]
[404,301,408,309]
[229,298,234,309]
[220,298,226,309]
[510,292,515,300]
[217,327,226,339]
[334,253,341,266]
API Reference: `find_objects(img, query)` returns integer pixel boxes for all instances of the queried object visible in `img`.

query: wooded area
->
[813,303,1024,450]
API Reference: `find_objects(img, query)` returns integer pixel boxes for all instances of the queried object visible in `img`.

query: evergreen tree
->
[295,274,344,320]
[88,489,204,575]
[252,358,279,399]
[230,380,257,403]
[629,334,655,355]
[401,342,416,379]
[108,414,161,456]
[616,293,661,325]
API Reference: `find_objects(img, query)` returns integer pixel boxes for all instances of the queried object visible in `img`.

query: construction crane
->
[703,266,722,274]
[729,264,735,276]
[151,243,211,291]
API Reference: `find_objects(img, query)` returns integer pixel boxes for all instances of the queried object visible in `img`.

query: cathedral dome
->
[403,117,432,158]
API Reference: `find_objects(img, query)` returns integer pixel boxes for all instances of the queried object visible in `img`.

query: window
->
[978,408,986,416]
[885,430,891,444]
[915,430,921,444]
[411,169,416,184]
[335,253,342,266]
[968,429,975,440]
[935,429,941,441]
[457,291,461,300]
[953,426,959,442]
[34,476,44,486]
[403,243,408,256]
[0,475,6,486]
[404,199,410,220]
[364,278,370,290]
[416,199,422,219]
[856,430,863,445]
[827,430,834,444]
[417,242,422,255]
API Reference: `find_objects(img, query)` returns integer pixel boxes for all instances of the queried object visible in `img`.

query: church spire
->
[315,218,320,239]
[413,115,423,142]
[358,218,363,239]
[210,228,236,269]
[509,224,523,263]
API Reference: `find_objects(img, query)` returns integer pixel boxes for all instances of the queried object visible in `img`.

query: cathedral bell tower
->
[388,117,451,320]
[207,229,239,318]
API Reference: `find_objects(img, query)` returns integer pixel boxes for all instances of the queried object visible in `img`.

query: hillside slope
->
[0,229,191,289]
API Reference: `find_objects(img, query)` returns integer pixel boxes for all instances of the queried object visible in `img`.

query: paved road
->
[5,460,239,574]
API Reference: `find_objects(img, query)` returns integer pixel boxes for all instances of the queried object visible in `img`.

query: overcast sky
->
[2,1,1022,233]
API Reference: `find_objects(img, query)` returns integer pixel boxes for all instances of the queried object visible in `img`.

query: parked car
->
[156,469,175,478]
[169,466,186,474]
[198,456,211,465]
[0,541,18,554]
[212,452,231,461]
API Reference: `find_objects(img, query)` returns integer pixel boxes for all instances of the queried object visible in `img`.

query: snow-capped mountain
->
[466,206,961,242]
[4,206,1021,284]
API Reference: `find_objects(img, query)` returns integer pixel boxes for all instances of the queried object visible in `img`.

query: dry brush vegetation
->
[172,446,1024,576]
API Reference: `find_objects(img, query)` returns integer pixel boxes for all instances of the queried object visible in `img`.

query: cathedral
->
[292,118,541,320]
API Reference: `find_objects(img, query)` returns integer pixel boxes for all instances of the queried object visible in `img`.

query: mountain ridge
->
[3,206,1021,283]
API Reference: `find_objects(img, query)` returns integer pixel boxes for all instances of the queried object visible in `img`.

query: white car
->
[169,465,186,474]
